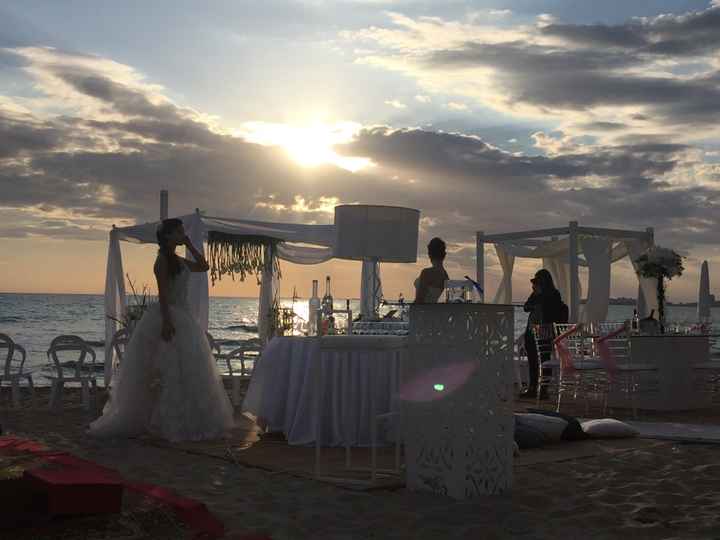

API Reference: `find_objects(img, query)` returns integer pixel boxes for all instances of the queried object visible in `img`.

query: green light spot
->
[434,384,445,392]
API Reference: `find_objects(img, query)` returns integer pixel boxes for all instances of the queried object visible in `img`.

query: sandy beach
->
[2,387,720,539]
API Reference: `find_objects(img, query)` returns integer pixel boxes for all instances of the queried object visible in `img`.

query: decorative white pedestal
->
[401,304,514,499]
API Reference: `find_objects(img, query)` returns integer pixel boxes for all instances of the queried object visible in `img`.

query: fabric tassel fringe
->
[207,232,281,285]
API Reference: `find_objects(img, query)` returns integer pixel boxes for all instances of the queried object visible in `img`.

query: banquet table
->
[241,335,407,446]
[607,335,713,411]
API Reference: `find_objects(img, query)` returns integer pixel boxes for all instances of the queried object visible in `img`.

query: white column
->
[476,231,485,302]
[160,189,168,220]
[569,221,579,323]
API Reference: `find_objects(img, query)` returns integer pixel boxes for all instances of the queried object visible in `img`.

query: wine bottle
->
[322,276,334,316]
[308,280,320,336]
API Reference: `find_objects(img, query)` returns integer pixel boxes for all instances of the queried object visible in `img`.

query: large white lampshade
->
[334,205,420,262]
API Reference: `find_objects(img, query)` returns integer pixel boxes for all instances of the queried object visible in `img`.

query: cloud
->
[3,44,720,293]
[345,7,720,142]
[445,101,468,111]
[415,94,431,103]
[384,99,407,109]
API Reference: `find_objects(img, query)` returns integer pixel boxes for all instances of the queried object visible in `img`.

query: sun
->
[235,122,373,172]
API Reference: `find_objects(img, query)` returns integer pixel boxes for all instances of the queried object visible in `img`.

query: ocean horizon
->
[2,292,719,386]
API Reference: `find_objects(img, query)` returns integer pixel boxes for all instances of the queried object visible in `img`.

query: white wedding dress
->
[90,258,234,442]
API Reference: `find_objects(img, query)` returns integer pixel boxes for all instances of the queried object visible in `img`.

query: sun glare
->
[235,122,372,172]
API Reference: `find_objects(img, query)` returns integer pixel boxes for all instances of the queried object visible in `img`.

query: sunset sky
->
[2,0,720,301]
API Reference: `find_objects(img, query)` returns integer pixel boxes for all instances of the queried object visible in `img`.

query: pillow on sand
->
[526,409,589,441]
[581,418,639,439]
[515,413,568,442]
[514,421,545,449]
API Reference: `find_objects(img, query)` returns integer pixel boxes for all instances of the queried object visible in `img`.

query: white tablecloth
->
[242,336,406,446]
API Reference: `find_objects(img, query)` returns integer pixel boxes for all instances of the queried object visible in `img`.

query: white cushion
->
[515,413,567,442]
[581,418,639,439]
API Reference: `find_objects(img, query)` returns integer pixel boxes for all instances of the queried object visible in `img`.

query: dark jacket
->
[524,289,565,329]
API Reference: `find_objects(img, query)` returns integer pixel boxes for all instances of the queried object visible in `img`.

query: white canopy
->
[104,210,392,386]
[475,222,657,323]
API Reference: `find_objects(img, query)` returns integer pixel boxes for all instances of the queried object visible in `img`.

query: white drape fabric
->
[185,213,209,332]
[104,229,127,387]
[542,257,568,306]
[360,260,383,317]
[257,245,279,346]
[202,215,335,247]
[276,243,334,265]
[492,245,515,304]
[626,239,658,318]
[580,237,611,323]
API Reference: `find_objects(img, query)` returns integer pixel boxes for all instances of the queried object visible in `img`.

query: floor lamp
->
[334,205,420,321]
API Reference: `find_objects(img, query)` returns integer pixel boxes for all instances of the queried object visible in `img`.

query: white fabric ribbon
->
[104,229,127,387]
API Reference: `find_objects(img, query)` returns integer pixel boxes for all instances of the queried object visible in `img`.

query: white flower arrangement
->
[635,246,684,333]
[635,246,684,280]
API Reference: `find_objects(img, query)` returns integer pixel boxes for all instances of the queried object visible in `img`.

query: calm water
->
[1,293,718,385]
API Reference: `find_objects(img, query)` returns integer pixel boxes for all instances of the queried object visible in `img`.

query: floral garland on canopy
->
[635,246,684,332]
[207,232,281,285]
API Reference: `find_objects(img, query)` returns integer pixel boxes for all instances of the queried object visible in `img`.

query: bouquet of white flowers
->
[635,246,684,280]
[635,246,684,333]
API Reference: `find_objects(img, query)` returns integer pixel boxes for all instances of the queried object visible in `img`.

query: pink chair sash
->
[552,325,580,376]
[594,326,625,382]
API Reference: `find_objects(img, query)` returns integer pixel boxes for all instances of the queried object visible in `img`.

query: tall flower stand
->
[401,304,514,499]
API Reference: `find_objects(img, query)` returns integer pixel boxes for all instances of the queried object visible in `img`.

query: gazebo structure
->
[103,193,419,386]
[475,221,657,323]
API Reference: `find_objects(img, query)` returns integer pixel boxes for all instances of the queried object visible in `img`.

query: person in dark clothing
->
[520,269,566,398]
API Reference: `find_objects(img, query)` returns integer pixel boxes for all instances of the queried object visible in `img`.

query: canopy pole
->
[569,221,579,323]
[160,190,168,220]
[476,231,484,302]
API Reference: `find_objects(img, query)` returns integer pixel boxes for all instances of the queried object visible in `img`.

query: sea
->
[2,292,719,386]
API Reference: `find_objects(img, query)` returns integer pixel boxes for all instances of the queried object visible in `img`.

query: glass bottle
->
[322,276,334,316]
[308,280,320,336]
[631,309,639,333]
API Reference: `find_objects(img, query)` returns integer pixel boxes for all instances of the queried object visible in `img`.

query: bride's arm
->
[181,236,210,272]
[154,256,175,341]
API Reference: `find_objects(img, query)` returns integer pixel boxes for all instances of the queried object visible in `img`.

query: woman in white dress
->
[89,218,234,442]
[413,237,449,303]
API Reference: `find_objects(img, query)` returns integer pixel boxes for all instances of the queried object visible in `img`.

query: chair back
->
[222,344,261,377]
[110,328,130,370]
[554,323,588,359]
[530,324,556,362]
[593,321,630,364]
[49,335,86,349]
[0,334,26,377]
[206,332,222,356]
[47,337,96,379]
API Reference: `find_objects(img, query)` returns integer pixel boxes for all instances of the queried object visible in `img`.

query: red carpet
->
[0,436,266,539]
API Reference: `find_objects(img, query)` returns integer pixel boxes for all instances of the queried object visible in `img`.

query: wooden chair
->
[46,336,98,412]
[0,334,35,408]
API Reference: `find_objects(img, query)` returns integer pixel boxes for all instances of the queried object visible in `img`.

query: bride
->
[89,218,234,442]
